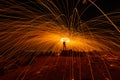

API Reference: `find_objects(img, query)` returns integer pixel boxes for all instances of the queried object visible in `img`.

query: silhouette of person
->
[63,41,66,50]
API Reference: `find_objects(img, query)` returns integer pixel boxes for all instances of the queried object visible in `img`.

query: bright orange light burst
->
[60,38,70,43]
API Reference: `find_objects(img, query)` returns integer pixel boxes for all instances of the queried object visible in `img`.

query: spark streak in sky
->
[0,0,120,54]
[0,1,120,80]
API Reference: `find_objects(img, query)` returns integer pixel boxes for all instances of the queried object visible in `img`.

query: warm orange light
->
[60,38,70,42]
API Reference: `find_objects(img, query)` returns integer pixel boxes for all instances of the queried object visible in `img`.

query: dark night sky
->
[18,0,120,13]
[94,0,120,11]
[0,0,120,21]
[81,0,120,20]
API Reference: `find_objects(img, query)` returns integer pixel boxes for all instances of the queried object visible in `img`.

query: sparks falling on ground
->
[0,0,120,80]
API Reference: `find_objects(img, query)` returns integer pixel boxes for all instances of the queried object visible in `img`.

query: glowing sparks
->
[0,1,120,80]
[0,0,120,53]
[60,38,70,43]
